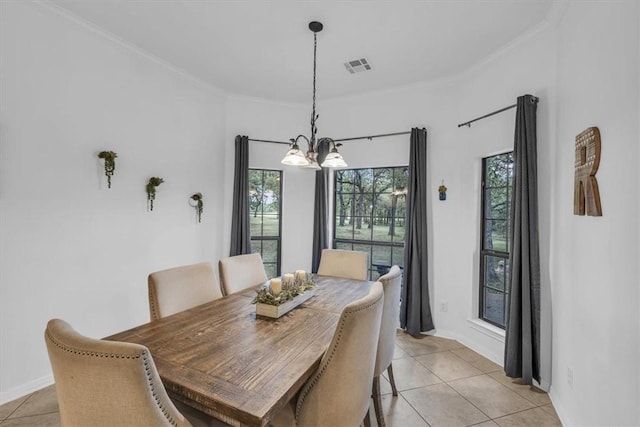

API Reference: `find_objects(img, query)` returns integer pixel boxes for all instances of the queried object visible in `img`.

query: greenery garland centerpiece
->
[252,272,316,306]
[190,192,203,223]
[98,151,117,188]
[146,177,164,211]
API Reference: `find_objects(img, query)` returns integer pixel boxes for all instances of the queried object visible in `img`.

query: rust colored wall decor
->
[574,127,602,216]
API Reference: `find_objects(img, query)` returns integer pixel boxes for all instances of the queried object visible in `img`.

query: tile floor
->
[0,332,561,426]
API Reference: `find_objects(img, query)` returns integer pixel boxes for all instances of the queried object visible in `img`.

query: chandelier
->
[281,21,347,169]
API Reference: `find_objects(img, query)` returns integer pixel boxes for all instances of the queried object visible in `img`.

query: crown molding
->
[33,0,226,96]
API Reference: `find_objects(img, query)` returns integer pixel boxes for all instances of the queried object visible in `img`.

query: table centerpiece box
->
[253,271,316,319]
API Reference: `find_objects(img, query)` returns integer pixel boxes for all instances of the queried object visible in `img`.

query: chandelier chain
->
[311,32,317,144]
[281,21,347,169]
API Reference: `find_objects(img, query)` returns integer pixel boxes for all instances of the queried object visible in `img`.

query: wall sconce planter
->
[146,177,164,211]
[189,193,203,223]
[98,151,117,188]
[438,181,447,201]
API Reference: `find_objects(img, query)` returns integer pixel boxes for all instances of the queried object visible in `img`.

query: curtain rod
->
[458,96,539,128]
[248,130,411,145]
[247,138,290,145]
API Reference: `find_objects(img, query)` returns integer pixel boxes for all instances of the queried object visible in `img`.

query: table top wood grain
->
[107,275,373,427]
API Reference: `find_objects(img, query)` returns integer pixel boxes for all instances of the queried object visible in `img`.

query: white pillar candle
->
[295,270,306,281]
[283,273,295,286]
[270,278,282,295]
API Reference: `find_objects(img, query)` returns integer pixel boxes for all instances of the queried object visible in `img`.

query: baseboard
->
[548,387,572,426]
[432,327,504,366]
[0,375,54,405]
[538,378,551,392]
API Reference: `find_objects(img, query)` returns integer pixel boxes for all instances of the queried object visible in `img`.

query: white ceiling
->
[49,0,556,103]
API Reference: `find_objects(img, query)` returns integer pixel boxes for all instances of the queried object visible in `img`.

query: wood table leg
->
[363,407,372,427]
[387,363,398,396]
[372,376,385,427]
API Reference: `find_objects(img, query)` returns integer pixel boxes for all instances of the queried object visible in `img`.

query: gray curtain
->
[504,95,540,385]
[311,139,331,272]
[400,128,434,335]
[229,135,251,256]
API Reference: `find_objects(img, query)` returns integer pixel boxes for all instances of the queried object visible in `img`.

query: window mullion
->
[333,166,407,280]
[249,169,282,278]
[479,152,513,329]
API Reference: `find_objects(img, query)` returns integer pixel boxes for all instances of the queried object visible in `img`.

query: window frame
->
[479,152,513,329]
[332,165,408,280]
[249,168,282,277]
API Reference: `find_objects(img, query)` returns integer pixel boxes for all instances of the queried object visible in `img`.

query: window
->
[480,152,514,328]
[249,169,282,278]
[334,167,407,280]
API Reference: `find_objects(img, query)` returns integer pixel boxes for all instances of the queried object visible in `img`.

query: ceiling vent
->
[344,58,373,74]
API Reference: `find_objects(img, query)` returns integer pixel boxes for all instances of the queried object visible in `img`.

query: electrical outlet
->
[440,301,448,312]
[567,367,573,389]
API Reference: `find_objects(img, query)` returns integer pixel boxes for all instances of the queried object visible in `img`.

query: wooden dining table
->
[106,275,374,427]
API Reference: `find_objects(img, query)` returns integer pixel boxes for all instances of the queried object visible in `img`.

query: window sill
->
[467,318,506,343]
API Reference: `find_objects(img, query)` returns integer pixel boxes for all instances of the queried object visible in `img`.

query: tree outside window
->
[334,166,407,280]
[480,152,513,328]
[249,169,282,278]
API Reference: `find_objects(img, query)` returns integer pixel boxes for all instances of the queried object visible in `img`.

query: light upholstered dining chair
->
[45,318,198,426]
[371,265,402,427]
[316,249,368,280]
[218,253,268,296]
[148,262,223,321]
[271,282,384,427]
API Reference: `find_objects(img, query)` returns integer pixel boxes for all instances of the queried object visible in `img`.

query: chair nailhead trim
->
[149,284,160,320]
[46,330,179,426]
[295,292,383,419]
[46,331,141,359]
[142,350,179,426]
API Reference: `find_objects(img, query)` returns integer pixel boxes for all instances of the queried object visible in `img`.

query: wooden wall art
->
[573,126,602,216]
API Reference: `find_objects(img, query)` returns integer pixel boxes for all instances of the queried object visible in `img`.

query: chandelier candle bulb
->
[270,278,282,296]
[295,270,306,281]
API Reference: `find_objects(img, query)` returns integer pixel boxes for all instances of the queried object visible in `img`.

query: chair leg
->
[372,376,385,427]
[363,407,372,427]
[387,363,398,397]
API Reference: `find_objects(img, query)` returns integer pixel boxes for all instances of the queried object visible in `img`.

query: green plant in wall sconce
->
[189,193,204,223]
[438,180,447,201]
[97,151,117,188]
[146,177,164,211]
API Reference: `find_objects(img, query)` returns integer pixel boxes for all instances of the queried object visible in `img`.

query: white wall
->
[224,3,640,425]
[222,92,422,288]
[318,25,558,378]
[0,1,227,402]
[223,95,317,273]
[551,2,639,425]
[2,1,638,424]
[318,3,640,425]
[223,24,555,372]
